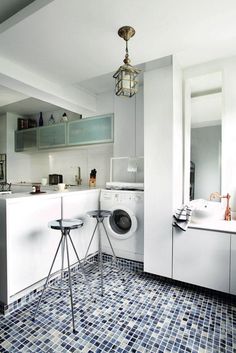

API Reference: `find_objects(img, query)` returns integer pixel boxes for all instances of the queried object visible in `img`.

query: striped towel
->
[173,205,193,231]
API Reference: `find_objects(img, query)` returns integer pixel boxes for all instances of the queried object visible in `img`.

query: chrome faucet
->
[75,166,82,185]
[210,192,231,221]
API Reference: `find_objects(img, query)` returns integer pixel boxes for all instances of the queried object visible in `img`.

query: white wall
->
[28,144,113,187]
[0,114,7,153]
[135,86,144,157]
[222,58,236,211]
[113,86,144,158]
[173,57,183,209]
[88,90,114,118]
[6,112,32,182]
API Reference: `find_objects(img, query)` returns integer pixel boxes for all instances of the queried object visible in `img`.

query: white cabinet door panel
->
[173,227,230,293]
[7,197,61,297]
[230,234,236,294]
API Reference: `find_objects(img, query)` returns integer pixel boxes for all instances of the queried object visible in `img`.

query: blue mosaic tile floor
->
[0,261,235,353]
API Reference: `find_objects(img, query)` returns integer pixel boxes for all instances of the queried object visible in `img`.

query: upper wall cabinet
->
[15,114,114,152]
[38,123,66,149]
[68,114,114,146]
[15,128,37,152]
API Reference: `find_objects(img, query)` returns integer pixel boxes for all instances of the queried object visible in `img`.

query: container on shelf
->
[39,112,43,126]
[48,114,55,125]
[60,112,68,122]
[89,169,97,187]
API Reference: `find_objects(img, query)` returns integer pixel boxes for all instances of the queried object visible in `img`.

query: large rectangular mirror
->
[184,71,222,202]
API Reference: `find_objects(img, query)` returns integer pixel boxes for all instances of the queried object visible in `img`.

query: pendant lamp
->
[113,26,141,97]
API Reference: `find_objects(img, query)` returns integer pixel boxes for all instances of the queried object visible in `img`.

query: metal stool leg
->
[101,220,117,261]
[65,230,76,333]
[84,218,104,296]
[33,233,64,321]
[84,221,98,262]
[60,235,66,295]
[101,220,124,281]
[68,234,95,302]
[85,211,123,296]
[98,220,104,296]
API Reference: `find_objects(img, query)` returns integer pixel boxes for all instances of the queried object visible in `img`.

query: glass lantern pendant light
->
[113,26,141,97]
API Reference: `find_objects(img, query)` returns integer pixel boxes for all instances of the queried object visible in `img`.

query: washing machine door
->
[107,206,138,239]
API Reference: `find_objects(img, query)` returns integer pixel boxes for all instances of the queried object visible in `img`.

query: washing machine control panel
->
[101,190,144,203]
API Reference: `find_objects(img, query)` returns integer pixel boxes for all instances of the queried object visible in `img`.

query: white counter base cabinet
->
[0,196,61,305]
[62,189,100,263]
[230,234,236,295]
[0,189,100,307]
[173,227,230,293]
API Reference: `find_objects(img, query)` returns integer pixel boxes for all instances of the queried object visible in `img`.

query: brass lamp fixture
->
[113,26,141,97]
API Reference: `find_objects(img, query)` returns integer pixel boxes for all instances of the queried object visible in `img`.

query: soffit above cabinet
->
[0,97,62,115]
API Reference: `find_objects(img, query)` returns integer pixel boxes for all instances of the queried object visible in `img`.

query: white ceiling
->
[0,0,236,113]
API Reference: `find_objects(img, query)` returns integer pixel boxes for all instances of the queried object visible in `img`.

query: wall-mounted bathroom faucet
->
[210,192,231,221]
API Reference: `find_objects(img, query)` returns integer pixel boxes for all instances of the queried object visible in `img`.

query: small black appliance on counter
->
[49,174,63,185]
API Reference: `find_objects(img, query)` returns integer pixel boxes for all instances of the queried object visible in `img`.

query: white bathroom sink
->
[191,201,225,223]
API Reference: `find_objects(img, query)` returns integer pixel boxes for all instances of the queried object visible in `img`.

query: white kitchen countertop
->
[0,186,101,202]
[189,220,236,233]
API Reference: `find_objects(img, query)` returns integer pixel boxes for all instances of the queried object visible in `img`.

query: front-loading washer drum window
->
[110,210,131,234]
[108,208,138,239]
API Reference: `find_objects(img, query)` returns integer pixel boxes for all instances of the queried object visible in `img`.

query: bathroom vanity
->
[173,223,236,295]
[0,188,99,306]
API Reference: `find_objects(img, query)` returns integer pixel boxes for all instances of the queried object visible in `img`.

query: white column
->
[144,56,183,278]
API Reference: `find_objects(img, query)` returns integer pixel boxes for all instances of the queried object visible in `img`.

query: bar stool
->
[33,218,94,333]
[85,210,122,296]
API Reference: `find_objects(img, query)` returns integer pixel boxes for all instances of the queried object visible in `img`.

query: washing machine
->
[100,187,144,262]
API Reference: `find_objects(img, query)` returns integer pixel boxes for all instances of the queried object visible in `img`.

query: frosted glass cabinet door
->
[15,129,37,152]
[38,123,66,149]
[173,227,230,293]
[68,114,114,146]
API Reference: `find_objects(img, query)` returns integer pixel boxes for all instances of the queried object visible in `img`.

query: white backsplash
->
[13,144,113,187]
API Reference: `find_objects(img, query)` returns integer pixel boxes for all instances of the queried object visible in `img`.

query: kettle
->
[49,174,63,185]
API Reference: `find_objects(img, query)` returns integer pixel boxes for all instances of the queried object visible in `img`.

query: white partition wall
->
[144,56,183,278]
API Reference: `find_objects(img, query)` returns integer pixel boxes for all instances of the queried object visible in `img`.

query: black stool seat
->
[87,210,112,219]
[49,218,83,230]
